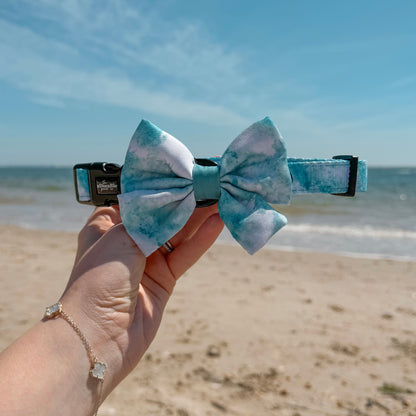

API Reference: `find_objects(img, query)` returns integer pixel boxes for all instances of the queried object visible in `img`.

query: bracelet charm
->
[44,302,62,319]
[44,301,107,380]
[91,361,107,380]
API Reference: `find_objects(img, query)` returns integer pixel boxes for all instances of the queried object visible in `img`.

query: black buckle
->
[332,155,358,197]
[73,162,122,206]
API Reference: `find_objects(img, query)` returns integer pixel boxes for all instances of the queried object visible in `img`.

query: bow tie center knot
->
[192,159,221,203]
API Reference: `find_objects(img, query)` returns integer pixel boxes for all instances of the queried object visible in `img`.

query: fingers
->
[85,206,122,235]
[168,213,224,278]
[164,204,219,251]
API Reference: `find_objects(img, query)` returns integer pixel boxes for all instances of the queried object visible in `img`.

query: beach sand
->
[1,224,415,416]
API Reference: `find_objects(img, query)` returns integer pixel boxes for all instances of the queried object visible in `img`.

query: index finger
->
[168,212,223,278]
[164,204,219,250]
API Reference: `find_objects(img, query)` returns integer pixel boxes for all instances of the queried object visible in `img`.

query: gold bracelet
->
[44,302,107,415]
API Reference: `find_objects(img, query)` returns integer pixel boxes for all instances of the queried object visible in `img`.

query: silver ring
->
[163,240,175,253]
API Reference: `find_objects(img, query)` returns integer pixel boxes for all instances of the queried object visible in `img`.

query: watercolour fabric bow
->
[118,117,292,257]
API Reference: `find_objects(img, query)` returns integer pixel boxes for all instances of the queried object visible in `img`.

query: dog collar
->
[74,155,367,207]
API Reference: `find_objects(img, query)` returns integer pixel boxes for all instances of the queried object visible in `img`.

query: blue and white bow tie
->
[118,117,292,256]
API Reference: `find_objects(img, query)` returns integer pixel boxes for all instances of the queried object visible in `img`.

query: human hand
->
[60,204,223,396]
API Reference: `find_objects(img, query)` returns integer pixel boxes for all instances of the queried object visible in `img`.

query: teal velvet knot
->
[192,161,221,202]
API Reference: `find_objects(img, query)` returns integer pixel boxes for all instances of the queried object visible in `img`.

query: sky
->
[0,0,415,167]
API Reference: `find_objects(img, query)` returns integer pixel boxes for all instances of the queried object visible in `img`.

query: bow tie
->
[117,117,292,256]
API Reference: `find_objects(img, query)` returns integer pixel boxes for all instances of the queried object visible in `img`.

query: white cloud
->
[1,1,245,92]
[267,103,416,166]
[30,96,65,108]
[0,25,246,125]
[390,75,416,89]
[0,1,248,125]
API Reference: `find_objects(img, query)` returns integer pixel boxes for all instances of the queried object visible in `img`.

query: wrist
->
[42,301,121,411]
[58,295,132,389]
[0,317,98,416]
[41,317,97,412]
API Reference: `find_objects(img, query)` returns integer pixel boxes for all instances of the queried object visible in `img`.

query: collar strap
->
[290,155,366,196]
[73,155,367,206]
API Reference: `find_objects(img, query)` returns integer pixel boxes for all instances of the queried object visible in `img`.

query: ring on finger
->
[162,240,175,253]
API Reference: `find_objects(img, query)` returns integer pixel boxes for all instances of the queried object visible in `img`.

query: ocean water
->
[0,167,93,232]
[0,166,415,261]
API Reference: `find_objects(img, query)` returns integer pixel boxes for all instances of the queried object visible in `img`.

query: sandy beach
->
[1,224,415,416]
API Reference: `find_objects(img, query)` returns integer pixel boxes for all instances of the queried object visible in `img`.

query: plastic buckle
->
[73,162,122,206]
[332,155,359,197]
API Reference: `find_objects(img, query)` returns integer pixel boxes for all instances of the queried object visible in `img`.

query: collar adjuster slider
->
[331,155,359,197]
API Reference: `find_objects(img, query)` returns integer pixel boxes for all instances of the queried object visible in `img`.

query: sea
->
[0,166,415,261]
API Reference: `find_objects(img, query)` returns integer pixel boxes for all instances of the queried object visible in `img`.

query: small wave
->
[36,185,67,192]
[285,224,416,239]
[397,168,416,175]
[265,244,416,262]
[277,204,350,217]
[214,239,416,262]
[0,196,35,205]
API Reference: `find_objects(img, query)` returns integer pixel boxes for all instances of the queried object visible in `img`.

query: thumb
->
[66,223,146,298]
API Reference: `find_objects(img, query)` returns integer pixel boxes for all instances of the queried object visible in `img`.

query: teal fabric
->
[192,163,221,201]
[288,158,367,194]
[75,168,91,202]
[118,117,291,256]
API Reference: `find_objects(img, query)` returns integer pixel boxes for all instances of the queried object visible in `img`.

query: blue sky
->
[0,0,415,166]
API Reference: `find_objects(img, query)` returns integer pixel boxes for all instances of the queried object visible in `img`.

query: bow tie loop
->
[192,158,221,206]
